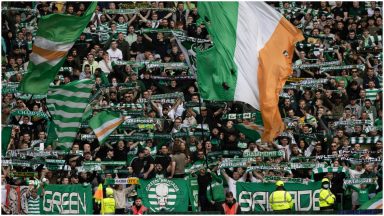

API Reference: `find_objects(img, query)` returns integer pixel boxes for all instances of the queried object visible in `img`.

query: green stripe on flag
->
[2,126,12,156]
[196,2,239,101]
[36,2,97,43]
[19,60,65,94]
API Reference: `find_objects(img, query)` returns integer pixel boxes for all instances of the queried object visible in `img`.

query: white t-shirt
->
[107,48,123,62]
[227,177,245,197]
[98,60,113,74]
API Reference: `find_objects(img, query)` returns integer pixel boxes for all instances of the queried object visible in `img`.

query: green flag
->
[40,184,93,214]
[47,79,94,150]
[19,2,97,94]
[45,120,58,147]
[358,191,382,210]
[2,126,12,156]
[89,111,124,144]
[137,178,190,212]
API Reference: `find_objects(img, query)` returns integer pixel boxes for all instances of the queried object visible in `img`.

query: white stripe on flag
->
[57,132,78,137]
[233,2,281,110]
[93,118,122,135]
[34,36,75,52]
[53,120,81,128]
[46,99,88,109]
[95,121,124,142]
[49,89,92,98]
[368,199,382,209]
[51,110,83,118]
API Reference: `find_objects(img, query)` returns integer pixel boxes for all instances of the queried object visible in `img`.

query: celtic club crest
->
[146,178,179,212]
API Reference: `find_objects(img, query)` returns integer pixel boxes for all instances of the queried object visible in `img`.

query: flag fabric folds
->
[89,111,125,144]
[19,2,97,94]
[94,183,103,204]
[358,191,382,210]
[47,79,94,150]
[196,2,304,142]
[234,111,264,142]
[1,126,12,156]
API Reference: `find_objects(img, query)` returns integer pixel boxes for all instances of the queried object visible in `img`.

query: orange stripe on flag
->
[258,17,304,142]
[32,45,67,61]
[95,119,123,138]
[94,183,103,203]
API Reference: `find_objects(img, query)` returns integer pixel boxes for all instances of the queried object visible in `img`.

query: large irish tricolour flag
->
[196,2,304,142]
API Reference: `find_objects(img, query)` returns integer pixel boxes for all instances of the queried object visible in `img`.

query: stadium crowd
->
[1,1,383,214]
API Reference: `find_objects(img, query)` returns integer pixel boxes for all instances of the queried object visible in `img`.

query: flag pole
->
[197,93,215,209]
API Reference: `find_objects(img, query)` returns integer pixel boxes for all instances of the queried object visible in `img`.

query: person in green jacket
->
[206,169,226,211]
[350,184,370,209]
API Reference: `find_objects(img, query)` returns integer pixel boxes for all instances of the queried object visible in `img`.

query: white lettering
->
[313,189,320,211]
[298,190,312,211]
[239,191,252,212]
[61,193,70,214]
[52,192,62,213]
[43,191,52,212]
[79,193,87,213]
[70,192,79,213]
[253,192,267,211]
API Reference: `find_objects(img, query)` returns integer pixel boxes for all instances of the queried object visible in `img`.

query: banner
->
[343,178,376,186]
[41,184,93,214]
[236,181,321,212]
[105,177,140,185]
[137,178,189,212]
[219,158,253,169]
[292,61,340,70]
[221,112,260,120]
[10,110,49,120]
[319,64,365,73]
[187,177,199,212]
[103,8,175,14]
[4,185,29,214]
[243,151,283,158]
[264,176,311,184]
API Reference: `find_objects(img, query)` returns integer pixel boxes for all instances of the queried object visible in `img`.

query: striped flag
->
[19,2,97,94]
[89,111,125,144]
[47,79,94,150]
[196,2,304,142]
[359,191,382,210]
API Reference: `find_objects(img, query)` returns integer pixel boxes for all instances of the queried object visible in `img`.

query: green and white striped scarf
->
[350,136,381,145]
[312,166,346,174]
